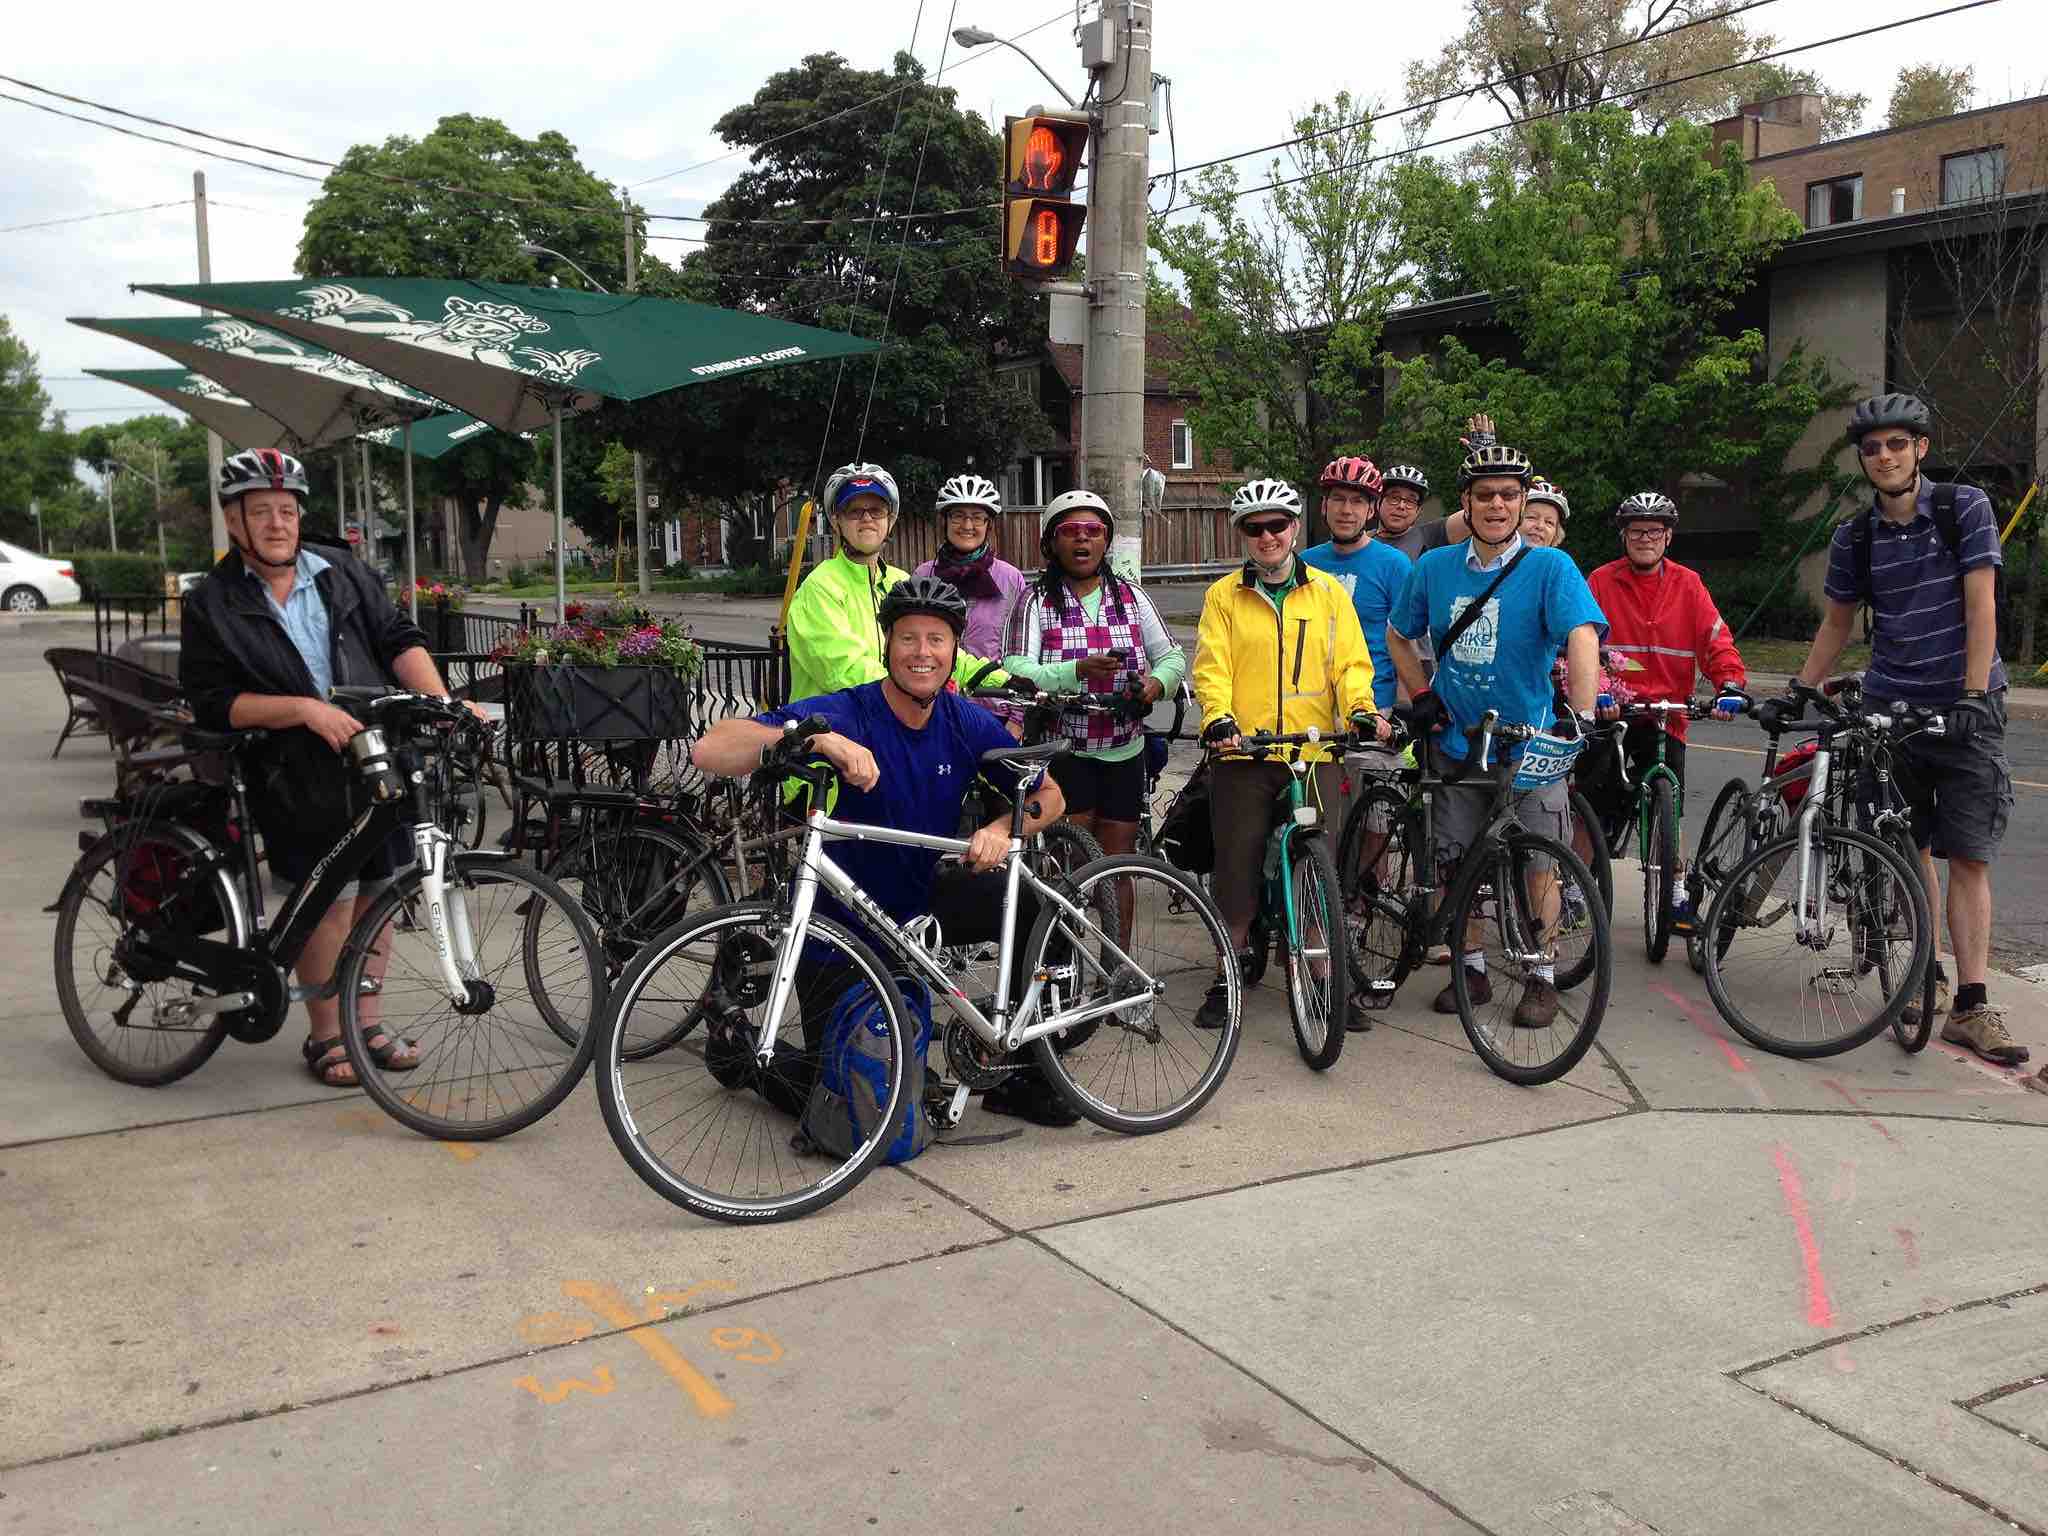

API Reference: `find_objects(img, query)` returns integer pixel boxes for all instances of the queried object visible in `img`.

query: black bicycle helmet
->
[876,574,969,638]
[1456,443,1533,489]
[1613,490,1678,528]
[1845,393,1931,443]
[220,447,309,502]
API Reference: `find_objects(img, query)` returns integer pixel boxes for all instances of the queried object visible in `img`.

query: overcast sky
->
[6,0,2042,433]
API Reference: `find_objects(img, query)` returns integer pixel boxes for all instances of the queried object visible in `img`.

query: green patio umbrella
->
[136,278,881,619]
[75,314,465,621]
[84,367,297,453]
[358,410,504,460]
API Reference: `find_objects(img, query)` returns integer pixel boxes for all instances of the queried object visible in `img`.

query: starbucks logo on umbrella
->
[419,297,551,352]
[517,347,603,384]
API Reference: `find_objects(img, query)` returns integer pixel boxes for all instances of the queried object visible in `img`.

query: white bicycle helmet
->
[1039,488,1115,539]
[821,462,900,517]
[220,447,309,502]
[935,473,1000,515]
[1380,464,1429,496]
[1228,477,1302,529]
[1527,478,1571,522]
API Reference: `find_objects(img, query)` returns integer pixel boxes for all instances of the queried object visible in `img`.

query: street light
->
[952,23,1079,108]
[518,243,609,294]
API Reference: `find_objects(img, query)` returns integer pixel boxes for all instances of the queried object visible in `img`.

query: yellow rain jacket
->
[1192,559,1375,762]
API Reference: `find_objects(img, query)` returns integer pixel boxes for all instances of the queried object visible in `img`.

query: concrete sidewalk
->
[4,632,2046,1533]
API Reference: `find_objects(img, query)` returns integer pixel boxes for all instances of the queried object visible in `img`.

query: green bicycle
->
[1224,728,1351,1071]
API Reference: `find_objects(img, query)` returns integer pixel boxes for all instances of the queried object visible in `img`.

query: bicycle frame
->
[751,766,1157,1063]
[1259,755,1324,955]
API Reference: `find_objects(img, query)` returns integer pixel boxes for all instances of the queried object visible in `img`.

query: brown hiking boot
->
[1899,975,1951,1033]
[1433,969,1491,1014]
[1513,979,1561,1030]
[1942,1002,2031,1067]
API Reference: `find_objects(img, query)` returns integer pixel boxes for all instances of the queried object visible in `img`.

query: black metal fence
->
[93,596,175,654]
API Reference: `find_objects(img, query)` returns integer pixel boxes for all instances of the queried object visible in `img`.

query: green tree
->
[1380,109,1856,565]
[1149,95,1412,494]
[0,316,84,548]
[1888,64,1974,129]
[298,114,650,577]
[604,52,1045,522]
[76,415,214,560]
[1407,0,1865,167]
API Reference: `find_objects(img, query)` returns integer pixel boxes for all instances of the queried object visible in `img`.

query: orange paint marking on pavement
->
[1771,1143,1836,1330]
[1651,983,1749,1073]
[514,1366,616,1404]
[1818,1078,1899,1144]
[560,1280,735,1420]
[648,1281,737,1312]
[440,1142,480,1162]
[711,1326,785,1364]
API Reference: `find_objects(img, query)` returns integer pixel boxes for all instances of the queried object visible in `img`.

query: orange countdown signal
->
[1003,114,1089,280]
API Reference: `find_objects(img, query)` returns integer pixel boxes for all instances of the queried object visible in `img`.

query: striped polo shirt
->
[1823,479,2005,705]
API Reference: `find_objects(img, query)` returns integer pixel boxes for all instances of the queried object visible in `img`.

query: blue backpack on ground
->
[801,975,935,1165]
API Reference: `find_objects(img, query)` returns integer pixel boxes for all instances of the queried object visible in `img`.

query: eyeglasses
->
[1053,519,1108,539]
[1467,488,1524,505]
[1857,434,1917,457]
[944,508,992,523]
[1623,526,1669,541]
[1239,518,1294,539]
[837,505,890,523]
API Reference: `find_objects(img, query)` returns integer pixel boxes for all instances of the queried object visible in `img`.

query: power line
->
[0,89,324,183]
[1161,0,2009,219]
[631,6,1074,191]
[0,199,187,234]
[1156,0,1793,186]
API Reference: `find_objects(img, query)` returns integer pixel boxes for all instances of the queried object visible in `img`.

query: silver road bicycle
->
[594,715,1242,1223]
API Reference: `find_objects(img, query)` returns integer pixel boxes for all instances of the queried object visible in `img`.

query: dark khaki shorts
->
[1892,690,2012,862]
[1207,758,1345,935]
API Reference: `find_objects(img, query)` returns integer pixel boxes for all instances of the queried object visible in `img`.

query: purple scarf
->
[932,542,1002,602]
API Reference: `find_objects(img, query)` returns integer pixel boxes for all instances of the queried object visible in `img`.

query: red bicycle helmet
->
[1318,456,1382,496]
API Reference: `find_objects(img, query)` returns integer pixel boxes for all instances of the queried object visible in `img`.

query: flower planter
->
[505,662,695,742]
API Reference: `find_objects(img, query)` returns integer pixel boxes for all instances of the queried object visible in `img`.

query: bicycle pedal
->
[1355,982,1396,1010]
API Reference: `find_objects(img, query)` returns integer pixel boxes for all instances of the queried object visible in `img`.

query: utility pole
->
[194,172,226,562]
[104,470,118,553]
[623,189,651,596]
[1079,0,1152,584]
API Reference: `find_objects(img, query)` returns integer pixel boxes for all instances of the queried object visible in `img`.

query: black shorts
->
[268,824,411,894]
[1050,750,1145,822]
[1892,690,2012,862]
[1577,718,1687,827]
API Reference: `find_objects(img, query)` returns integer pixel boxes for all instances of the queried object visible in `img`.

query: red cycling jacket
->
[1585,557,1745,741]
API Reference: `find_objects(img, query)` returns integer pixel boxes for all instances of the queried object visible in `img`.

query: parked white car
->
[0,541,81,611]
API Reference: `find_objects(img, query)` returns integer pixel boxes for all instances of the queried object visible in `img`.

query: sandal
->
[359,1025,422,1072]
[302,1033,357,1088]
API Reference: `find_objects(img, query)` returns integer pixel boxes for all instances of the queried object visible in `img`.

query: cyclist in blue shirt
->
[1301,455,1413,712]
[691,575,1078,1125]
[1387,443,1606,1028]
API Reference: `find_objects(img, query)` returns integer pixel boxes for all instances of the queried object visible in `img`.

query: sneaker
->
[1195,977,1232,1030]
[1668,891,1695,936]
[1433,969,1491,1014]
[1942,1002,2031,1066]
[1899,975,1952,1033]
[1513,979,1562,1030]
[1426,943,1453,966]
[701,1002,754,1089]
[1345,995,1374,1033]
[983,1071,1082,1127]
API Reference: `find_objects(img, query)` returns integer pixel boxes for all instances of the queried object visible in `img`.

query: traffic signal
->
[1002,115,1089,280]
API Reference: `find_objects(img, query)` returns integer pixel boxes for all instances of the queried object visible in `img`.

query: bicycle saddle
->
[980,740,1068,767]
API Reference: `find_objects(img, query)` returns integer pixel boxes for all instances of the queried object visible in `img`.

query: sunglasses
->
[1239,518,1294,539]
[1054,519,1108,539]
[1467,488,1524,505]
[1858,434,1917,457]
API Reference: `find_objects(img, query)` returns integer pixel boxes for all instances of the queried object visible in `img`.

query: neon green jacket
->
[784,549,1004,703]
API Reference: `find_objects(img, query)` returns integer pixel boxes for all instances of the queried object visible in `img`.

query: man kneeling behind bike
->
[690,575,1079,1126]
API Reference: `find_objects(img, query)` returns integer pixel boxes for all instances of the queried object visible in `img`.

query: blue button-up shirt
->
[247,548,334,697]
[1462,532,1525,573]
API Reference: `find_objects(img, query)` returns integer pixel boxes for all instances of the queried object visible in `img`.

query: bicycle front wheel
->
[1688,778,1753,973]
[1877,825,1936,1054]
[340,854,604,1140]
[1566,790,1614,916]
[1643,779,1678,964]
[1282,831,1348,1070]
[596,902,908,1224]
[1448,831,1609,1085]
[1339,782,1417,999]
[1026,855,1240,1133]
[1702,825,1930,1059]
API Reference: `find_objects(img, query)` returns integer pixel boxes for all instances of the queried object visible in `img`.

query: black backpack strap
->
[1930,480,1960,551]
[1437,547,1530,659]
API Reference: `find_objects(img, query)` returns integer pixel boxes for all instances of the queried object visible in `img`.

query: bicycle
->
[1699,688,1937,1058]
[1341,713,1612,1085]
[594,716,1241,1223]
[52,689,606,1139]
[1211,727,1353,1071]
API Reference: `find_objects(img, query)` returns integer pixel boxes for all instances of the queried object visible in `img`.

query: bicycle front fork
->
[411,824,482,1005]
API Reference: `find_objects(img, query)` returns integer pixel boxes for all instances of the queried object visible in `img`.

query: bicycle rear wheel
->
[1643,779,1678,963]
[1688,778,1753,973]
[1026,855,1239,1133]
[596,902,908,1224]
[1566,791,1614,916]
[1877,825,1936,1053]
[1702,826,1930,1059]
[1283,831,1348,1070]
[54,826,243,1086]
[1339,782,1417,999]
[1448,831,1609,1085]
[339,854,604,1140]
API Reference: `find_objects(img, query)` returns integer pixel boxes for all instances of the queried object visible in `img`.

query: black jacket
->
[179,540,428,853]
